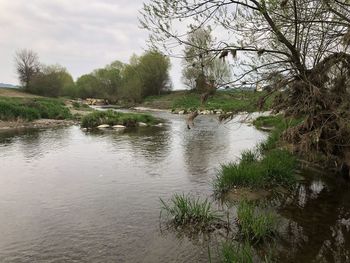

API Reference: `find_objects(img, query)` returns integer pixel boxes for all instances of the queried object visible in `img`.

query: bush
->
[81,110,156,128]
[160,193,221,229]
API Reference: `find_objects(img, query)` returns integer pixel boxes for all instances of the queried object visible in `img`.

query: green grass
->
[236,201,278,243]
[0,97,72,121]
[72,101,90,110]
[81,110,157,128]
[160,193,221,229]
[214,149,297,194]
[254,115,303,152]
[221,242,254,263]
[143,90,274,112]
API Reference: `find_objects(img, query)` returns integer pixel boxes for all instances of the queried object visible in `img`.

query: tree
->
[119,51,171,102]
[138,50,171,96]
[141,0,350,167]
[120,63,143,103]
[30,64,74,97]
[182,27,231,93]
[14,49,40,90]
[93,66,123,99]
[182,27,215,91]
[76,74,102,99]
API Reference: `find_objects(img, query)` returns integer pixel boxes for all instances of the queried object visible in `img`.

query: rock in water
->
[97,124,110,129]
[138,122,148,127]
[113,125,126,129]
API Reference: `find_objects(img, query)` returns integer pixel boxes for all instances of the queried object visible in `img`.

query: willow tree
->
[183,26,231,97]
[141,0,350,169]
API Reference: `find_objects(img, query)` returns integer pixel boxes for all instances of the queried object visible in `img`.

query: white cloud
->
[0,0,184,89]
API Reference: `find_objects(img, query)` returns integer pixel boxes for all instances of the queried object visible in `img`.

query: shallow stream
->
[0,111,349,262]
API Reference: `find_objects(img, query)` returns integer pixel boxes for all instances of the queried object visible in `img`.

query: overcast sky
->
[0,0,183,88]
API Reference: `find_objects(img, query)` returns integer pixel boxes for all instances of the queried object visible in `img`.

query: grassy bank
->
[214,149,297,194]
[0,97,72,121]
[81,110,157,128]
[142,90,274,112]
[214,115,302,195]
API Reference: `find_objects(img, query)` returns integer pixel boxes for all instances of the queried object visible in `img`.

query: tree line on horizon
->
[14,49,171,102]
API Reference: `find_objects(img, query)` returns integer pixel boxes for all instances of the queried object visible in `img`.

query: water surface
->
[0,113,265,262]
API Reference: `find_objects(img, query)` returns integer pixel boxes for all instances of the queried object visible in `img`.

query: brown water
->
[0,113,266,262]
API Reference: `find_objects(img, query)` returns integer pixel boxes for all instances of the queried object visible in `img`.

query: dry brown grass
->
[0,88,40,98]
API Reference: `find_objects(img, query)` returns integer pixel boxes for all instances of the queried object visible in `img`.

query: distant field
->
[0,88,40,98]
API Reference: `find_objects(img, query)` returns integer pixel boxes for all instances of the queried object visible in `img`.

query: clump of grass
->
[214,149,297,194]
[0,97,71,121]
[81,110,156,128]
[237,201,278,243]
[221,242,254,263]
[240,150,259,164]
[160,193,221,230]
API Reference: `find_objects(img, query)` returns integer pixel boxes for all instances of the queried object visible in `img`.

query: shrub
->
[160,193,220,229]
[81,110,156,128]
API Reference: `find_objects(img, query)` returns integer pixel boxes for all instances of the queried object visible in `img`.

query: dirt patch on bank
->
[0,119,76,131]
[0,88,40,98]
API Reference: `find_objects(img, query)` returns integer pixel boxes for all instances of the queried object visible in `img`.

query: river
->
[0,112,265,262]
[0,111,349,262]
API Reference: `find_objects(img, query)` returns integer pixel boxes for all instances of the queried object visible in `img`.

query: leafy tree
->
[29,64,74,97]
[138,50,171,96]
[94,67,122,99]
[76,74,102,99]
[182,27,215,91]
[120,63,143,103]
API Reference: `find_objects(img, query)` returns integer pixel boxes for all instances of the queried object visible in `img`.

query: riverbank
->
[0,119,76,130]
[0,89,159,131]
[140,90,274,113]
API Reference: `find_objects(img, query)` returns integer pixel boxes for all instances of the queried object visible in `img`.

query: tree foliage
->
[141,0,350,166]
[182,27,231,92]
[29,64,74,97]
[120,51,171,102]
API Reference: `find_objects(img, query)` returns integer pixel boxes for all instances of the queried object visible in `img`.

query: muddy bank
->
[0,119,76,131]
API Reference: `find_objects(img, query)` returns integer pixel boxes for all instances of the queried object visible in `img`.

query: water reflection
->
[84,125,172,164]
[0,127,71,161]
[5,113,348,262]
[278,170,350,262]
